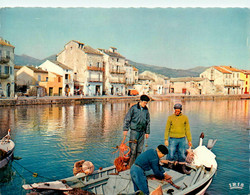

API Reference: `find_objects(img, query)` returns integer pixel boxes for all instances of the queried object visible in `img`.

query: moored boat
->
[0,129,15,169]
[23,133,217,194]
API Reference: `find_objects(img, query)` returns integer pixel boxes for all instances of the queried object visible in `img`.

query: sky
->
[0,1,249,70]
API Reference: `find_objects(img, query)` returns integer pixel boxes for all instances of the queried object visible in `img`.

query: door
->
[49,87,53,96]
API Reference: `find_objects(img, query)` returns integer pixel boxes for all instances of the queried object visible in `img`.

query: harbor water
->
[0,99,249,195]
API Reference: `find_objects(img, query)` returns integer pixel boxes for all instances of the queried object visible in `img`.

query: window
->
[58,77,61,82]
[97,62,100,67]
[46,77,48,82]
[4,66,9,74]
[38,75,41,81]
[10,67,12,75]
[117,58,119,62]
[6,51,10,59]
[0,50,2,57]
[65,74,69,79]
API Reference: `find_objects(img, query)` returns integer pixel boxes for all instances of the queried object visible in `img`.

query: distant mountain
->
[14,54,208,77]
[128,60,208,78]
[14,54,56,66]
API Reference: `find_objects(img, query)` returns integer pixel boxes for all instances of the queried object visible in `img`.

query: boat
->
[0,129,15,169]
[22,133,217,195]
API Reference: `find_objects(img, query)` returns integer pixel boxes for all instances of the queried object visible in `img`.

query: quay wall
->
[0,94,249,107]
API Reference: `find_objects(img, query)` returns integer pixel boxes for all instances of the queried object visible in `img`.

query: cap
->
[174,103,182,110]
[140,95,150,102]
[157,145,168,155]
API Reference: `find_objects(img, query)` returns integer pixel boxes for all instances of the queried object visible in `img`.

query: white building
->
[0,38,15,97]
[39,60,74,96]
[99,47,126,95]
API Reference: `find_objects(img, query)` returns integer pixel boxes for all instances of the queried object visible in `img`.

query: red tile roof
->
[214,66,232,74]
[0,39,15,48]
[221,66,241,72]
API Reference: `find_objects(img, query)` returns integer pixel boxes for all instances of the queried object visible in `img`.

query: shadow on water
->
[0,164,15,184]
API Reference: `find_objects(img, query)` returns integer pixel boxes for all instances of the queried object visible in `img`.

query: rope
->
[13,160,55,181]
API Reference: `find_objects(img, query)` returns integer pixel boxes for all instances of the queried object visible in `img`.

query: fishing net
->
[112,136,131,172]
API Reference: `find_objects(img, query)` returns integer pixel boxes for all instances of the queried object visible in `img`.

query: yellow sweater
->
[164,113,192,142]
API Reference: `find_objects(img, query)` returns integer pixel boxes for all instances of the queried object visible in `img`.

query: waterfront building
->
[133,66,139,84]
[240,69,250,94]
[134,74,154,95]
[169,77,213,95]
[200,66,244,95]
[124,62,135,95]
[16,66,48,96]
[0,38,15,97]
[39,60,74,96]
[139,71,167,95]
[98,47,126,95]
[57,40,104,96]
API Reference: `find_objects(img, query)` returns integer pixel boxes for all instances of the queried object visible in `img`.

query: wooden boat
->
[0,129,15,169]
[23,133,217,194]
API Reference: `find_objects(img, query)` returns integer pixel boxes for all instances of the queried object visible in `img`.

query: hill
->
[14,54,57,66]
[128,60,208,78]
[14,54,208,77]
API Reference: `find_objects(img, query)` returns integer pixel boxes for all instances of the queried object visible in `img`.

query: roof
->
[133,66,138,71]
[170,77,204,82]
[240,69,250,75]
[138,75,154,81]
[0,39,15,48]
[49,60,73,70]
[221,66,241,72]
[214,66,232,74]
[14,65,23,69]
[102,49,125,59]
[82,45,103,55]
[27,66,48,73]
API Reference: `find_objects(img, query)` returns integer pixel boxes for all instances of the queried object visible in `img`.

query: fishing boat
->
[23,133,217,195]
[0,129,15,169]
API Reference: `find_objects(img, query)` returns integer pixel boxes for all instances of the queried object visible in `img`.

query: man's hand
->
[188,142,192,147]
[123,131,128,136]
[164,140,169,146]
[145,134,149,139]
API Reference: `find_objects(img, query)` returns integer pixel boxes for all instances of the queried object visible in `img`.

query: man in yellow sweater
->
[164,103,192,174]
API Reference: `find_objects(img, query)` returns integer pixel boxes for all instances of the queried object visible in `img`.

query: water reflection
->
[0,99,249,195]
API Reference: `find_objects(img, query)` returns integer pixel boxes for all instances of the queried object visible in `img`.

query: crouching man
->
[130,145,168,195]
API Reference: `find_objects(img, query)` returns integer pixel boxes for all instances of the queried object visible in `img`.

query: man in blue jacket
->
[123,95,150,166]
[130,145,169,195]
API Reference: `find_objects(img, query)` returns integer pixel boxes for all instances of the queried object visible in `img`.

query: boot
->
[181,164,191,175]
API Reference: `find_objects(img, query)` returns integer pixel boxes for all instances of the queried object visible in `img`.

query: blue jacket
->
[134,149,165,179]
[123,102,150,134]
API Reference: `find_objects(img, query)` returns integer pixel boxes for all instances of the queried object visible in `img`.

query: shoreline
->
[0,94,249,107]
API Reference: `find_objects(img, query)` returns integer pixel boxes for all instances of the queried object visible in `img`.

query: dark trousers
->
[129,130,145,166]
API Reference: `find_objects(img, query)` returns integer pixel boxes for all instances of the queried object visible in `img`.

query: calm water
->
[0,99,249,195]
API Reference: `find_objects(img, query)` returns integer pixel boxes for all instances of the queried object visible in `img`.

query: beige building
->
[0,38,15,97]
[200,66,244,95]
[139,71,167,95]
[99,47,126,95]
[57,40,104,96]
[169,77,213,95]
[134,74,154,95]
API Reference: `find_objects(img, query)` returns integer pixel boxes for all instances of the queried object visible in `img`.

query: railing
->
[110,69,126,74]
[0,57,10,64]
[0,73,10,79]
[110,78,126,84]
[88,78,103,82]
[87,66,104,72]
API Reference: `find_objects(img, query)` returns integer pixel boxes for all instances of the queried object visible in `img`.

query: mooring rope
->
[13,160,55,181]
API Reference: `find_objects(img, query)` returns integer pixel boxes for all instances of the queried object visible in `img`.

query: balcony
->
[110,68,126,74]
[225,84,241,87]
[110,78,126,84]
[0,57,10,64]
[87,66,104,72]
[0,73,10,79]
[88,78,103,82]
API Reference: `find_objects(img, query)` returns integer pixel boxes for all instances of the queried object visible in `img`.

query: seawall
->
[0,94,249,107]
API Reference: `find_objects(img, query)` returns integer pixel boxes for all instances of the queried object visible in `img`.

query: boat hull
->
[0,140,15,169]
